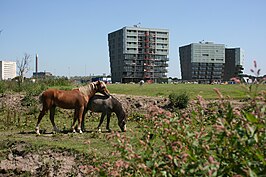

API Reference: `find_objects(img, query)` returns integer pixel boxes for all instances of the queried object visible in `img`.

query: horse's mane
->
[111,95,127,121]
[78,82,96,96]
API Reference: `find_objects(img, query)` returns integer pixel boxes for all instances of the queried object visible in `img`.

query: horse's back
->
[40,88,86,109]
[89,94,112,112]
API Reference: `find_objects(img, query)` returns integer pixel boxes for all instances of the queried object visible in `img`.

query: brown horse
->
[35,81,110,135]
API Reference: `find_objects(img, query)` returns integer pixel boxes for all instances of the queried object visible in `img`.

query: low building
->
[32,71,53,78]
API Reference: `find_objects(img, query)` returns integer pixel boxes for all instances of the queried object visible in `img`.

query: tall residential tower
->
[108,26,169,83]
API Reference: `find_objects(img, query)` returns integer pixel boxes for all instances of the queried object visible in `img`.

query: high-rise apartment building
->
[108,26,169,83]
[179,42,225,83]
[0,61,16,80]
[224,48,244,80]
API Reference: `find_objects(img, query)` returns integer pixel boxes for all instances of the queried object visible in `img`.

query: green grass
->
[0,110,141,160]
[107,83,266,99]
[45,83,266,99]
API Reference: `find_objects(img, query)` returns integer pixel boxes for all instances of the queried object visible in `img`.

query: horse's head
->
[118,111,127,132]
[95,81,110,96]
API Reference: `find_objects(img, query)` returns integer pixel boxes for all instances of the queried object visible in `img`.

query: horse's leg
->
[49,106,60,133]
[71,109,78,133]
[106,112,112,132]
[77,107,85,133]
[97,112,106,132]
[81,108,88,132]
[35,109,47,135]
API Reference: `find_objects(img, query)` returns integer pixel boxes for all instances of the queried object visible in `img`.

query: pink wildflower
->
[208,156,215,163]
[197,95,207,108]
[165,111,172,117]
[163,118,170,124]
[138,163,148,170]
[213,124,225,131]
[165,154,173,160]
[139,140,146,146]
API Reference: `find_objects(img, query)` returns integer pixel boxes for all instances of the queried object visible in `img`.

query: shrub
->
[0,81,5,94]
[169,92,189,109]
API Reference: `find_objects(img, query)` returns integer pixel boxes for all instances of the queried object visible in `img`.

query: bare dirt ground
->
[0,141,81,176]
[0,93,244,176]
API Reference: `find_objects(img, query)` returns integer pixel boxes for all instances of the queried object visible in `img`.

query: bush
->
[169,92,189,109]
[0,81,5,94]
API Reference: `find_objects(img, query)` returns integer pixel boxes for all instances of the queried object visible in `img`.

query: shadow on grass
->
[18,129,120,135]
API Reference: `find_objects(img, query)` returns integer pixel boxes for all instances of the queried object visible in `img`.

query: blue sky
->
[1,0,266,78]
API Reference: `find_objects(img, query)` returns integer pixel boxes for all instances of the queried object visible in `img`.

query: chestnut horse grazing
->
[35,81,110,135]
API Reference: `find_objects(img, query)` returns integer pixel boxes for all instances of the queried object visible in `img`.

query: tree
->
[17,53,31,84]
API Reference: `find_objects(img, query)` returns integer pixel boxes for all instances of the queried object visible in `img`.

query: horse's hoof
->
[78,129,83,134]
[36,132,41,135]
[36,128,40,135]
[97,128,101,133]
[72,129,76,133]
[107,128,112,132]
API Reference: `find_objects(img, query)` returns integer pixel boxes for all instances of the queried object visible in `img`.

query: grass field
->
[107,83,266,99]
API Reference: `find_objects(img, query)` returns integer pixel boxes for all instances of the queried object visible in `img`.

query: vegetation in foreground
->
[0,63,266,176]
[83,79,266,176]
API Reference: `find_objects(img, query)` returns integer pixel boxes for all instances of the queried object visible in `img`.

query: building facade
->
[108,26,169,83]
[224,48,244,80]
[179,42,225,83]
[0,61,16,80]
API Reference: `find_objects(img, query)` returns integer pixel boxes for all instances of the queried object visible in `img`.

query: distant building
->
[108,26,169,83]
[179,42,225,83]
[32,71,52,78]
[179,42,245,83]
[0,61,16,80]
[224,48,244,80]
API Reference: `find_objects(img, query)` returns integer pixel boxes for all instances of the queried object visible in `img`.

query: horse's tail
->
[38,91,46,111]
[38,91,45,104]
